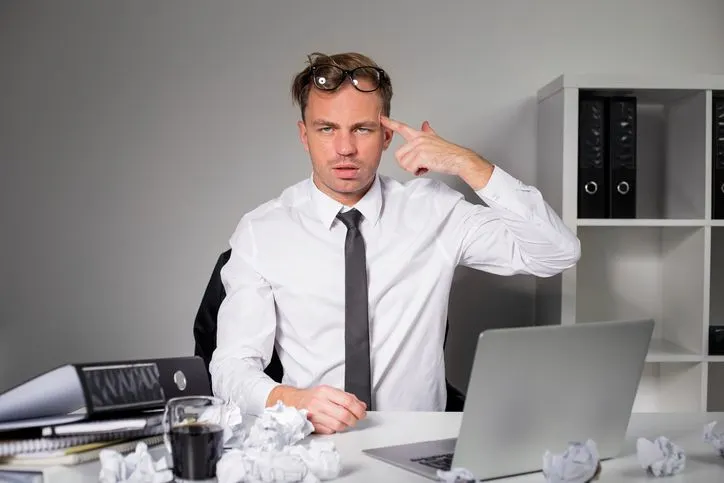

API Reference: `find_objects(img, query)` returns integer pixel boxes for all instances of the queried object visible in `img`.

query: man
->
[209,52,580,435]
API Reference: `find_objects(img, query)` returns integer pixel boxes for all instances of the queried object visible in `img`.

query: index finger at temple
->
[380,115,418,141]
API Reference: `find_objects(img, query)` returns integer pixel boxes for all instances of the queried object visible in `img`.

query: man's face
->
[298,81,393,205]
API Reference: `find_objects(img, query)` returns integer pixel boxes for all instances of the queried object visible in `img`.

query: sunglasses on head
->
[309,64,387,93]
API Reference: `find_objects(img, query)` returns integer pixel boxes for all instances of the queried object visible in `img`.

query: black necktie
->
[336,208,372,410]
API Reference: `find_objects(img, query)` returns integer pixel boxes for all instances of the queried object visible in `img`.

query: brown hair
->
[291,51,393,121]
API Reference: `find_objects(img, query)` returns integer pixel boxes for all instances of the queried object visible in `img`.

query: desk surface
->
[10,411,724,482]
[324,411,724,482]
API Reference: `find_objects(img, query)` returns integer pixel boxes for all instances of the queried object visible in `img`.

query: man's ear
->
[298,120,309,152]
[382,124,393,150]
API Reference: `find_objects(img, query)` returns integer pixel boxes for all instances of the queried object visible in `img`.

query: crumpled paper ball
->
[242,401,316,451]
[703,421,724,457]
[542,439,601,483]
[436,466,475,482]
[636,436,685,477]
[215,402,340,483]
[217,439,341,483]
[98,442,173,483]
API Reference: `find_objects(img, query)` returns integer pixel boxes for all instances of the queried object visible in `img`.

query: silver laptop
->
[363,319,654,481]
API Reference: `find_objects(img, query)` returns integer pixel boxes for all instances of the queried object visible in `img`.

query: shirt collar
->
[309,173,382,230]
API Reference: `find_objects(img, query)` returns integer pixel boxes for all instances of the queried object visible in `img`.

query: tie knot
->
[336,208,363,230]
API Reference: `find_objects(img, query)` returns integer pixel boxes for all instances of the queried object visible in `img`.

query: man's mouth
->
[332,164,360,178]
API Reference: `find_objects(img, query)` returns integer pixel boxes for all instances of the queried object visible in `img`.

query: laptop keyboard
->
[411,452,453,471]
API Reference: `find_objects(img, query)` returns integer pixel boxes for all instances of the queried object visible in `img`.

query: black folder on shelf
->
[713,92,724,220]
[577,93,608,218]
[577,92,638,219]
[0,356,211,431]
[607,95,637,219]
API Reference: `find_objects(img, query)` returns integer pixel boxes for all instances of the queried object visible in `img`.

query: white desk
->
[7,411,724,482]
[325,411,724,482]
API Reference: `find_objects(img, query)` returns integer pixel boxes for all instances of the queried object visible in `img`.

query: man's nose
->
[335,132,357,156]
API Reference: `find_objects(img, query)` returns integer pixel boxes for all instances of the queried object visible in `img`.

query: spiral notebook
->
[0,425,163,457]
[0,434,164,468]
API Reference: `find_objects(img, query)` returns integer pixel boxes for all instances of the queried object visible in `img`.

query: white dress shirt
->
[209,166,580,416]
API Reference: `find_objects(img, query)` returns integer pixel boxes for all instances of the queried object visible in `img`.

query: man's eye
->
[319,127,333,133]
[356,127,371,133]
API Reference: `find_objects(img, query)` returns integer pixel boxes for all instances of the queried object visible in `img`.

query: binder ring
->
[173,370,187,391]
[584,181,598,195]
[617,181,630,195]
[720,182,724,194]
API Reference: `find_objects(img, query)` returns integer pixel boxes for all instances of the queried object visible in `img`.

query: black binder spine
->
[75,361,167,415]
[607,96,637,218]
[577,95,608,218]
[713,93,724,220]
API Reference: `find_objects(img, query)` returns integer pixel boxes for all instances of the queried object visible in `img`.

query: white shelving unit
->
[535,73,724,413]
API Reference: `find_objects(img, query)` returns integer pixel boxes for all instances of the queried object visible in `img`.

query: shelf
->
[536,74,724,413]
[537,73,724,102]
[647,338,701,362]
[578,87,707,220]
[633,362,703,413]
[576,226,706,359]
[577,219,706,227]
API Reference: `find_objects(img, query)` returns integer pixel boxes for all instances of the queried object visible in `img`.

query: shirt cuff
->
[474,165,532,220]
[247,377,281,416]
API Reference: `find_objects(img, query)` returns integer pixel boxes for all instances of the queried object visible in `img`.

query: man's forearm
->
[458,153,496,191]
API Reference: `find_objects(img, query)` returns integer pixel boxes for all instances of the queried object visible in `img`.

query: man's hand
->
[267,384,367,434]
[380,115,495,190]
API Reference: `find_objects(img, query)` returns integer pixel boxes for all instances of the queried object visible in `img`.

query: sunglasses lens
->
[350,67,381,92]
[313,65,345,90]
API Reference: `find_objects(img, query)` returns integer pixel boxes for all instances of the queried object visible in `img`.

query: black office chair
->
[193,249,466,411]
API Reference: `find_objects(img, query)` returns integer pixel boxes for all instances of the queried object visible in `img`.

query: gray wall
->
[2,0,724,394]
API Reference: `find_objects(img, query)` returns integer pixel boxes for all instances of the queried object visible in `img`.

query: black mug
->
[163,395,225,482]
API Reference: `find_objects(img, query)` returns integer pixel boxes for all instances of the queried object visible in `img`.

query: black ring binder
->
[0,357,211,424]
